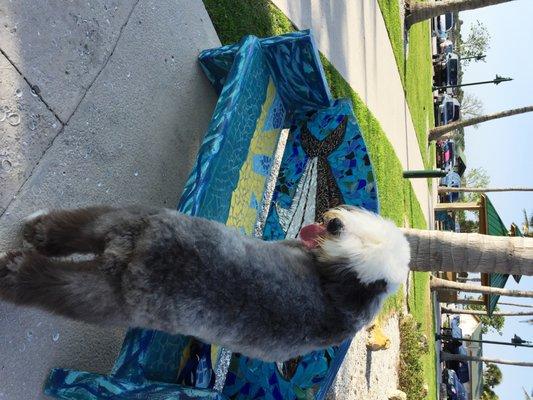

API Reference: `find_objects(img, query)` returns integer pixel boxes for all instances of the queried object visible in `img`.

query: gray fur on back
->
[1,206,401,362]
[101,208,388,361]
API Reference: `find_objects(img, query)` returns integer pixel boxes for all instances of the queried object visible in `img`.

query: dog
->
[0,205,410,362]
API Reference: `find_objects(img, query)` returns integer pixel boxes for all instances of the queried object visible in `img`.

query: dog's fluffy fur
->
[0,205,410,362]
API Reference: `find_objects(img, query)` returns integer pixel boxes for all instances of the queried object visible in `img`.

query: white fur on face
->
[318,207,410,292]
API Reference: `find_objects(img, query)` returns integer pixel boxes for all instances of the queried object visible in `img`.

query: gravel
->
[328,315,401,400]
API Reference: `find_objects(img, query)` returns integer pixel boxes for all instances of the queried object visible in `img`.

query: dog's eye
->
[326,218,343,235]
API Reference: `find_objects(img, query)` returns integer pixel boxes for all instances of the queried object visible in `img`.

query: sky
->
[459,1,532,399]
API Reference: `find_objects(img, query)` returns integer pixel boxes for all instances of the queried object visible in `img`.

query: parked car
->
[435,210,459,232]
[441,316,462,338]
[439,39,454,54]
[443,340,470,383]
[433,39,453,62]
[436,140,455,171]
[439,171,461,203]
[433,12,455,38]
[434,53,459,93]
[443,369,467,400]
[435,94,460,125]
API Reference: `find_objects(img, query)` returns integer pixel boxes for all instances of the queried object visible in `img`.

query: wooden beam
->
[434,202,481,211]
[447,299,485,306]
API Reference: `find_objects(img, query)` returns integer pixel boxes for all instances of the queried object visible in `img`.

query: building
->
[435,194,522,313]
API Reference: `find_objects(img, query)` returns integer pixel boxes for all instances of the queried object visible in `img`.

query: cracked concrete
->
[0,0,139,122]
[0,0,220,398]
[0,53,63,214]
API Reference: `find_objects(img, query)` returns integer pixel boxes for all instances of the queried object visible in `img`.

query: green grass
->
[408,272,438,400]
[405,23,435,169]
[203,0,293,43]
[202,0,433,395]
[376,3,437,398]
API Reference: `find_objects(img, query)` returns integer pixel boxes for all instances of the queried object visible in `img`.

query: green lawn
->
[202,0,433,396]
[408,272,437,400]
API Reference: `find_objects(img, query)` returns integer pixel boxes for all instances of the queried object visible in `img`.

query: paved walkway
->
[0,1,219,398]
[272,0,435,226]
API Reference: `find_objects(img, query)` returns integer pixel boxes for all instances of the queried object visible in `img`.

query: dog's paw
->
[0,251,25,293]
[0,251,24,273]
[22,209,50,251]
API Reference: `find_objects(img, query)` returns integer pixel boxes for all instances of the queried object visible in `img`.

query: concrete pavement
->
[0,1,219,398]
[272,0,435,226]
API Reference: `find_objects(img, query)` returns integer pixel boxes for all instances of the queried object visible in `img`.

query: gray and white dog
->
[0,205,410,362]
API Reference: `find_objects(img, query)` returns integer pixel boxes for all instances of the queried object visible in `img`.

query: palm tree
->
[406,0,517,28]
[441,351,533,367]
[438,187,533,194]
[403,229,533,275]
[441,306,533,316]
[498,302,533,308]
[429,105,533,141]
[431,277,533,298]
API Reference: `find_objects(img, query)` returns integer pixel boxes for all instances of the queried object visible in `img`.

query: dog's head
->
[299,205,410,293]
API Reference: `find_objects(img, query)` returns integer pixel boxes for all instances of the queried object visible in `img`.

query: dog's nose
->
[326,218,343,235]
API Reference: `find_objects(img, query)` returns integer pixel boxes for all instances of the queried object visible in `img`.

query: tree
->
[458,21,491,68]
[459,92,485,122]
[478,308,505,334]
[458,218,480,233]
[524,209,532,237]
[431,277,533,297]
[439,187,533,194]
[441,351,533,367]
[441,306,533,317]
[405,0,517,28]
[403,229,533,275]
[463,296,505,334]
[428,105,533,141]
[498,301,533,308]
[482,363,502,400]
[484,363,502,387]
[482,388,499,400]
[461,168,490,203]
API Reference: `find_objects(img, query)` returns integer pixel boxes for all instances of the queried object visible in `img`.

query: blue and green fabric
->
[44,31,378,399]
